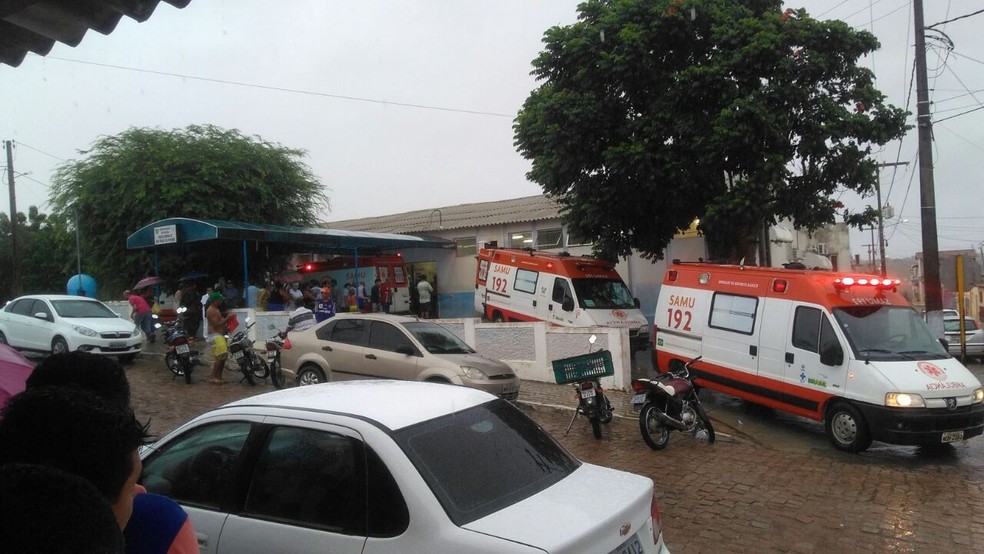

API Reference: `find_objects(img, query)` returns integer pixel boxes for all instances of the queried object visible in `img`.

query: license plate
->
[109,342,126,349]
[941,430,964,443]
[176,344,190,354]
[631,393,647,406]
[608,532,644,554]
[232,350,244,360]
[580,388,596,399]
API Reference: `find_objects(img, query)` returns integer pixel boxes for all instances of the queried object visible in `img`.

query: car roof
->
[329,313,423,324]
[15,295,101,302]
[220,380,496,431]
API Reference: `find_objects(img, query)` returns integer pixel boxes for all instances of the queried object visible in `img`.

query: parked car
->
[139,380,670,554]
[0,295,142,361]
[282,313,520,400]
[943,316,984,362]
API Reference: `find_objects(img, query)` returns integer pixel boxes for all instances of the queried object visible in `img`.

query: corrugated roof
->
[0,0,191,67]
[326,194,563,233]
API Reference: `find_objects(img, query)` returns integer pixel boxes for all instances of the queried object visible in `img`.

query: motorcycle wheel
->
[693,403,716,444]
[181,357,192,384]
[251,355,270,380]
[239,359,257,386]
[165,351,184,377]
[590,415,603,439]
[270,358,286,389]
[639,403,670,450]
[600,394,614,424]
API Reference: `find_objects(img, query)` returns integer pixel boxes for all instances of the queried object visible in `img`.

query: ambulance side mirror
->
[634,297,641,309]
[562,297,575,312]
[939,337,949,351]
[820,342,844,366]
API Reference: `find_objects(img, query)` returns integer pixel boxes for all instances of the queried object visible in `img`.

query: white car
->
[140,381,671,554]
[0,294,142,361]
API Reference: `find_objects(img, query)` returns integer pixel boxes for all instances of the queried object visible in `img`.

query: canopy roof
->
[1,0,192,67]
[126,218,454,252]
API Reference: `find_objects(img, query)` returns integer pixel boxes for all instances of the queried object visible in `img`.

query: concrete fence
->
[109,301,635,391]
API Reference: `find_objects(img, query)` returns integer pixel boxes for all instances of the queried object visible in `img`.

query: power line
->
[40,55,515,119]
[926,7,984,29]
[934,105,984,123]
[14,142,67,162]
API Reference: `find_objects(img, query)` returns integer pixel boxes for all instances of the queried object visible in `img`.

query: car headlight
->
[885,392,926,408]
[972,388,984,404]
[461,366,488,380]
[73,325,98,338]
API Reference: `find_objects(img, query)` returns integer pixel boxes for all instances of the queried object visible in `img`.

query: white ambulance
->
[653,261,984,453]
[475,248,650,355]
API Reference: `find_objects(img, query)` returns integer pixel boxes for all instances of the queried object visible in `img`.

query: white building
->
[325,194,851,321]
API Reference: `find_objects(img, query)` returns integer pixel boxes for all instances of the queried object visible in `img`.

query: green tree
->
[48,125,329,294]
[514,0,908,262]
[0,207,76,300]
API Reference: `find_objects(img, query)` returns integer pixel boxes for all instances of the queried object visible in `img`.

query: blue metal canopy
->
[126,218,454,251]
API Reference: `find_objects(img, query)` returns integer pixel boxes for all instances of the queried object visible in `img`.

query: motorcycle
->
[264,324,289,390]
[154,307,200,385]
[631,355,715,449]
[553,335,614,439]
[227,317,270,386]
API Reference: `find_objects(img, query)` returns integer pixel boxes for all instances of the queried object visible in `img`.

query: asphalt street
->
[123,346,984,553]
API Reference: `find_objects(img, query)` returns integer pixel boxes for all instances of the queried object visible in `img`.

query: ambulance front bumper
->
[857,402,984,446]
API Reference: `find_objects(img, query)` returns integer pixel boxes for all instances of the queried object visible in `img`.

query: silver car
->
[0,295,142,361]
[943,316,984,362]
[282,313,520,400]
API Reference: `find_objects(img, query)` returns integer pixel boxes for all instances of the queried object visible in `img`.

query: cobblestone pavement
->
[125,346,984,553]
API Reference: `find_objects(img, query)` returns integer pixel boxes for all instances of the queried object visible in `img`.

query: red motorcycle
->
[631,355,715,449]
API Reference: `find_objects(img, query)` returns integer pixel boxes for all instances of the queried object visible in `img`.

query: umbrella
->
[179,271,208,282]
[133,276,164,290]
[0,344,34,408]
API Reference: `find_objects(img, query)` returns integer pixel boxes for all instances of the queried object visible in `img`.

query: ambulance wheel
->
[825,402,872,453]
[492,312,505,323]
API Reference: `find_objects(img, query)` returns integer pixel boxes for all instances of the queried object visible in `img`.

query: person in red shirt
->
[125,289,155,344]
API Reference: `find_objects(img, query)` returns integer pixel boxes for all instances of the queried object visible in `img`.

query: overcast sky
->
[1,0,982,261]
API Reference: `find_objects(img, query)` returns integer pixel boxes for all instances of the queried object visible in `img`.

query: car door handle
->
[785,352,794,364]
[365,353,377,360]
[196,533,208,548]
[321,345,332,352]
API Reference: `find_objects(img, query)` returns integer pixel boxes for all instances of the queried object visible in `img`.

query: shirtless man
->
[205,292,233,384]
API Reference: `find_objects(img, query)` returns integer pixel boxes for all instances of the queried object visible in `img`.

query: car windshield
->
[833,305,949,361]
[392,399,580,526]
[51,299,119,319]
[944,318,980,333]
[571,278,635,310]
[402,322,475,354]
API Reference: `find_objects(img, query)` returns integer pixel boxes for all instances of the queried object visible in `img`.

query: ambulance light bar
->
[833,276,902,290]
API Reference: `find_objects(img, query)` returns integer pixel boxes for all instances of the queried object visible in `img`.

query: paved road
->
[125,348,984,553]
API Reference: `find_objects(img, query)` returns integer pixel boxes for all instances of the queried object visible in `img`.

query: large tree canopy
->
[514,0,908,262]
[49,124,329,293]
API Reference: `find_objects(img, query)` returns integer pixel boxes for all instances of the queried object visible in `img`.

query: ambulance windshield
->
[833,305,949,361]
[572,279,636,310]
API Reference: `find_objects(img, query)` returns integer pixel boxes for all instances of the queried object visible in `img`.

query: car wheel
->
[296,364,326,386]
[492,312,504,323]
[0,331,7,345]
[825,402,872,453]
[51,337,69,355]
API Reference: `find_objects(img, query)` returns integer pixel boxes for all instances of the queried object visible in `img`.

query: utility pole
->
[914,0,943,330]
[875,162,909,277]
[4,140,22,296]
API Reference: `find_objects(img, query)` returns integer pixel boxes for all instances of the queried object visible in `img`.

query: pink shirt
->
[128,294,151,315]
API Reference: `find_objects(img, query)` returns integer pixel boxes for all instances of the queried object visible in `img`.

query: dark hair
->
[0,463,124,553]
[26,352,131,409]
[0,387,149,504]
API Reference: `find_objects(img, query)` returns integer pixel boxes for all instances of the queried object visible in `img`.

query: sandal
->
[208,377,224,385]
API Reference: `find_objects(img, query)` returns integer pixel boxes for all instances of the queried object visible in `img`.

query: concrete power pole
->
[913,0,943,329]
[4,140,22,296]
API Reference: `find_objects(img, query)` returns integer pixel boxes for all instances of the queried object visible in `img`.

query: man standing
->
[416,275,434,319]
[205,292,233,385]
[370,279,381,312]
[125,289,155,343]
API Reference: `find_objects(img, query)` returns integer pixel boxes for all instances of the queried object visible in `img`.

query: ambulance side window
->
[792,307,821,352]
[514,268,538,294]
[709,293,757,335]
[552,278,572,303]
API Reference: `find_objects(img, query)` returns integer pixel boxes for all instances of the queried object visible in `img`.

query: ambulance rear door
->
[699,291,762,377]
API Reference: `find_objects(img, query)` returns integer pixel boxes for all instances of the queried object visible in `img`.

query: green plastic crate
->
[551,350,614,384]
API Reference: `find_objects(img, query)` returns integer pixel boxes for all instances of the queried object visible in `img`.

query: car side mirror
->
[395,345,415,356]
[939,337,950,351]
[33,312,50,321]
[562,297,574,312]
[820,342,844,366]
